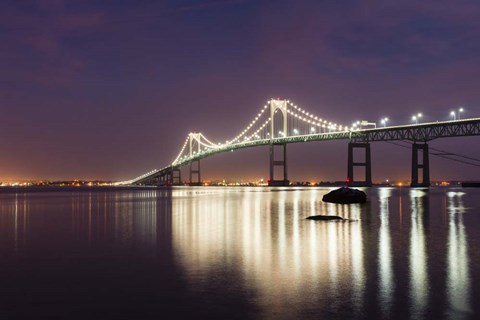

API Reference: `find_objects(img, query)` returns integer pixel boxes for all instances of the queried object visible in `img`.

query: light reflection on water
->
[409,189,429,319]
[171,189,370,318]
[0,187,479,319]
[378,188,393,318]
[446,191,471,319]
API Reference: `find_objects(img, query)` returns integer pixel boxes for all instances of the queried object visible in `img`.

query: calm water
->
[0,186,479,319]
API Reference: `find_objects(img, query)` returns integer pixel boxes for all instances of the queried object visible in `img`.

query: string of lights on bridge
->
[173,100,468,165]
[119,100,469,185]
[170,99,352,165]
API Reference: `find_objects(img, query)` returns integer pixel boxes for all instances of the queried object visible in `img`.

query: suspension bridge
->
[118,99,480,187]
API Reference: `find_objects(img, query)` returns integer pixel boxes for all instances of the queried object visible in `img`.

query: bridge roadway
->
[128,117,480,186]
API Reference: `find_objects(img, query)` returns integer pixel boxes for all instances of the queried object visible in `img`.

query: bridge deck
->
[125,118,480,185]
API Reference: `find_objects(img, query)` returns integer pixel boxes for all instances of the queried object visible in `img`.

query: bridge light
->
[381,117,389,127]
[450,111,456,120]
[412,113,423,124]
[293,129,299,135]
[311,127,316,133]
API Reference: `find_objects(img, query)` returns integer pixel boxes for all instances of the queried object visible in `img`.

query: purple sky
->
[1,0,480,182]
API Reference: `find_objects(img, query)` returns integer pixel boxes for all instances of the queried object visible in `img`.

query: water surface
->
[0,187,479,319]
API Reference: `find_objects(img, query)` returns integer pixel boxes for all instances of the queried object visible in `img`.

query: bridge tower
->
[270,99,288,138]
[347,142,372,187]
[268,99,289,186]
[189,133,202,186]
[411,143,430,187]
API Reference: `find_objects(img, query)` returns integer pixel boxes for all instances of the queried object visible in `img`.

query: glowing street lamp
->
[381,117,389,127]
[293,129,299,135]
[451,107,464,120]
[450,111,456,120]
[412,113,422,124]
[310,127,316,133]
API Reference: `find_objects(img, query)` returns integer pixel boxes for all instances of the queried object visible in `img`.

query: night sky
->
[1,0,480,182]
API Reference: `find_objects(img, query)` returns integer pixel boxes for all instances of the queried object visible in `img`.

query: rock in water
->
[322,187,367,204]
[306,215,344,221]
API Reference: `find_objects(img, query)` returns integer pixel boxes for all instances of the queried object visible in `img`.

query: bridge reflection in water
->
[168,187,476,319]
[0,188,477,319]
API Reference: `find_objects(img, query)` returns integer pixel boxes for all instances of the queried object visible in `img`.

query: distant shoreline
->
[0,184,469,193]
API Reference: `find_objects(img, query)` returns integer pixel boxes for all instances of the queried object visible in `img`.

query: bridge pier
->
[172,168,181,185]
[268,143,289,186]
[154,168,181,186]
[165,168,181,185]
[347,142,372,187]
[189,159,202,186]
[158,174,166,185]
[411,143,430,187]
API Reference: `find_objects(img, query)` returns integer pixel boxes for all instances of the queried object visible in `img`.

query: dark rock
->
[322,187,367,204]
[306,215,345,221]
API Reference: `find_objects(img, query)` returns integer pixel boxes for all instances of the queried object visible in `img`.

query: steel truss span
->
[118,98,480,185]
[351,119,480,143]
